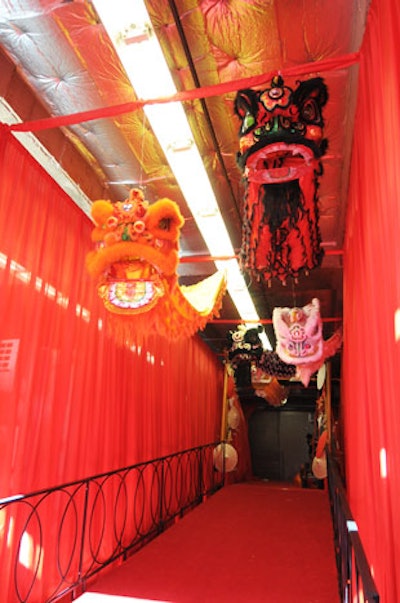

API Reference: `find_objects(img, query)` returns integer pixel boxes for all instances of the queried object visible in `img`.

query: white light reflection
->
[379,448,387,479]
[395,308,400,342]
[76,593,174,602]
[91,0,272,350]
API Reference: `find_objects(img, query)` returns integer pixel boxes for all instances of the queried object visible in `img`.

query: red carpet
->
[78,482,339,602]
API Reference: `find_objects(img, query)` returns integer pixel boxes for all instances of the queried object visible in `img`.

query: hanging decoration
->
[272,298,343,386]
[86,188,227,341]
[225,299,342,403]
[234,75,328,284]
[317,363,327,390]
[213,443,238,473]
[226,324,297,382]
[226,324,297,386]
[273,297,323,365]
[311,396,328,480]
[226,324,296,414]
[227,324,264,391]
[257,349,297,381]
[252,373,289,407]
[251,351,295,407]
[218,371,253,482]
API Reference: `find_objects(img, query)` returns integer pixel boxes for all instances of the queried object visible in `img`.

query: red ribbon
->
[4,52,360,133]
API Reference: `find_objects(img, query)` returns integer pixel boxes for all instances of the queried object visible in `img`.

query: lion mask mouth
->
[86,190,227,338]
[98,258,165,313]
[99,268,165,313]
[244,142,317,184]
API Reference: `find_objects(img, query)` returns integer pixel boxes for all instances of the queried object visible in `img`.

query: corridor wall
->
[0,130,224,498]
[343,1,400,601]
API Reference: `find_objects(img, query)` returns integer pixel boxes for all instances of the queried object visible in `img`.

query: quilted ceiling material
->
[0,0,370,376]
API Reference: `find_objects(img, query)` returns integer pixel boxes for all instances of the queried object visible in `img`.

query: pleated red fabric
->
[343,1,400,601]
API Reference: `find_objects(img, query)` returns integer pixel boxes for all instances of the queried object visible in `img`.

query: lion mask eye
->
[301,99,319,123]
[158,217,172,231]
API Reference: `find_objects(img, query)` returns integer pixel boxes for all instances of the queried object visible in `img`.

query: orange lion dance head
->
[86,189,226,341]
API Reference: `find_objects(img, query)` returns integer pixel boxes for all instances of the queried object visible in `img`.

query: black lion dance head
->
[227,325,264,394]
[234,75,328,284]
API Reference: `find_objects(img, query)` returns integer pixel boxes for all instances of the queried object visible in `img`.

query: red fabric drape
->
[0,132,225,494]
[0,131,224,599]
[0,131,224,494]
[343,1,400,601]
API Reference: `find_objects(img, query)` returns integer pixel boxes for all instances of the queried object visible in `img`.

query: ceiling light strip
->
[92,0,272,349]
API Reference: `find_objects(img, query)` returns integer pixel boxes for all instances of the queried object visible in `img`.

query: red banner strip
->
[4,52,360,134]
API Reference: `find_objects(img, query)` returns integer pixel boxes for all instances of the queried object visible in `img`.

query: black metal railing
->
[0,441,224,603]
[327,451,379,602]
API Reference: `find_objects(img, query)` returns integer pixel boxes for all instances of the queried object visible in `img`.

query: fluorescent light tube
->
[91,0,272,349]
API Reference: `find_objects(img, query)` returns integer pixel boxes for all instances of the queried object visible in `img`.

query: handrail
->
[327,451,379,602]
[0,441,224,602]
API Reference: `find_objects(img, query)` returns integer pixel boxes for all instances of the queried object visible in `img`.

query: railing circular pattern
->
[1,442,223,602]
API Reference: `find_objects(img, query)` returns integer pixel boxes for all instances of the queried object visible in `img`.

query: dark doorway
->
[248,404,316,482]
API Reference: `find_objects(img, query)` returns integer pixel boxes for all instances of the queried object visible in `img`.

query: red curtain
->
[343,1,400,601]
[0,130,225,601]
[0,131,224,497]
